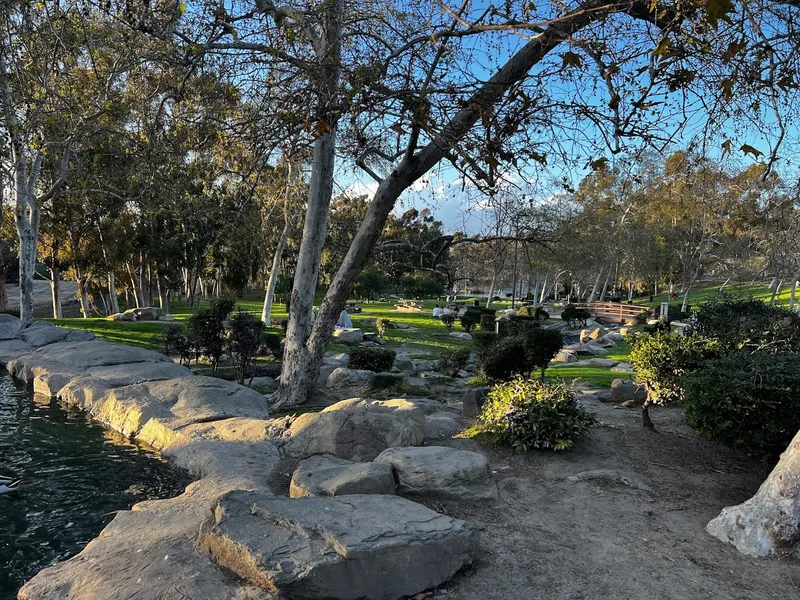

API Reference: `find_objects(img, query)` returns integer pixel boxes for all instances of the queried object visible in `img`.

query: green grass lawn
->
[632,280,795,309]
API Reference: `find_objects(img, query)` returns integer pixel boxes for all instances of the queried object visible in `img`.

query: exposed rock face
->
[198,491,476,600]
[449,331,472,341]
[281,398,426,461]
[393,353,414,372]
[326,367,376,389]
[609,379,647,405]
[587,358,619,368]
[425,413,463,440]
[0,313,23,339]
[611,362,634,373]
[411,359,436,373]
[707,429,800,557]
[462,387,490,419]
[331,328,364,344]
[0,338,33,364]
[553,350,578,363]
[375,446,499,501]
[580,326,608,343]
[19,321,95,347]
[18,481,276,600]
[289,454,396,498]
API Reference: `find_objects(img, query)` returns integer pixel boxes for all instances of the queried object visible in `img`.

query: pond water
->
[0,373,191,599]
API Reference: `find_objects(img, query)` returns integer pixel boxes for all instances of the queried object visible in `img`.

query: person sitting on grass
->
[432,305,444,318]
[335,309,352,329]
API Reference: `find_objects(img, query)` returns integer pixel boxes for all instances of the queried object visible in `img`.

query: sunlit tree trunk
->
[50,266,62,319]
[587,269,603,302]
[262,218,290,324]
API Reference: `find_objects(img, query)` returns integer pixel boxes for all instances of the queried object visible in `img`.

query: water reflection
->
[0,373,190,598]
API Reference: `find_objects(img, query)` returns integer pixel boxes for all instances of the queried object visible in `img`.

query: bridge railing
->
[571,302,648,324]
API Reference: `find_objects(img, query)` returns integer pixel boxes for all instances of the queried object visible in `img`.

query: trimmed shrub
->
[376,318,392,339]
[519,327,564,379]
[186,298,236,374]
[480,313,496,331]
[472,331,498,353]
[682,353,800,452]
[693,295,800,353]
[477,336,528,381]
[438,347,471,377]
[158,323,186,356]
[440,312,456,331]
[460,307,482,332]
[517,305,550,321]
[506,316,540,337]
[261,332,282,358]
[226,310,265,384]
[477,377,596,451]
[349,346,396,372]
[630,332,719,405]
[561,304,591,328]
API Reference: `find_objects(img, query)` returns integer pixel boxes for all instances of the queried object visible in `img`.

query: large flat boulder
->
[85,361,191,387]
[19,484,273,600]
[375,446,498,501]
[281,398,425,461]
[331,328,364,344]
[707,428,800,557]
[8,340,171,381]
[289,454,396,498]
[198,491,476,600]
[0,338,33,365]
[0,314,23,340]
[326,366,375,389]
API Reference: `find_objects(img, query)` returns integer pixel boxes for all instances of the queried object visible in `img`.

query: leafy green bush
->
[376,318,392,339]
[518,327,564,379]
[476,378,596,451]
[561,304,591,328]
[630,332,719,406]
[157,323,186,356]
[477,336,528,381]
[226,310,265,384]
[472,331,498,353]
[682,353,800,452]
[517,305,550,321]
[437,347,471,377]
[694,295,800,353]
[633,309,650,325]
[460,307,482,332]
[440,312,455,331]
[506,316,540,337]
[261,332,282,358]
[349,346,396,372]
[480,313,496,331]
[186,299,236,374]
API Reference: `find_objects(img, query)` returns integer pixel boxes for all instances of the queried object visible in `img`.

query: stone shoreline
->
[0,317,479,600]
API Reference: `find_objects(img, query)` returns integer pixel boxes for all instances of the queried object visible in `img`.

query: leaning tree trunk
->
[274,0,631,407]
[76,270,90,318]
[0,263,7,312]
[108,271,120,314]
[681,286,692,314]
[262,217,291,323]
[587,269,602,303]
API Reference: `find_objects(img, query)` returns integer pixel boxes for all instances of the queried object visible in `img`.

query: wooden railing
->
[572,302,647,324]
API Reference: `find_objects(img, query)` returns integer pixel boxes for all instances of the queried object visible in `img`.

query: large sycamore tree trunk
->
[274,2,630,408]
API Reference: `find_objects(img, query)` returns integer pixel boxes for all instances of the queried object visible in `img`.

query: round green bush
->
[437,347,471,377]
[683,352,800,452]
[349,346,396,372]
[478,377,596,451]
[476,336,528,381]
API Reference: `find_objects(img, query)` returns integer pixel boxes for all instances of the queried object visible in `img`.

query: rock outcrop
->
[281,398,426,460]
[290,454,396,498]
[375,445,499,500]
[199,491,476,600]
[707,428,800,557]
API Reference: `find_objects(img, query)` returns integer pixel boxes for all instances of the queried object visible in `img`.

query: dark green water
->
[0,373,191,599]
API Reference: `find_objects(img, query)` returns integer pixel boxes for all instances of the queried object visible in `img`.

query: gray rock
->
[587,358,619,368]
[19,483,274,600]
[289,454,396,498]
[331,328,364,344]
[553,350,577,363]
[376,445,498,501]
[393,353,414,372]
[449,331,472,341]
[362,332,386,344]
[610,379,646,405]
[20,321,71,347]
[584,342,609,356]
[132,306,163,321]
[425,413,463,440]
[611,362,634,373]
[247,375,277,389]
[707,427,800,557]
[0,314,23,340]
[316,363,337,386]
[326,367,376,389]
[0,338,33,365]
[198,491,476,600]
[411,359,436,373]
[580,326,608,343]
[462,387,490,419]
[281,398,425,461]
[323,352,349,367]
[85,361,191,387]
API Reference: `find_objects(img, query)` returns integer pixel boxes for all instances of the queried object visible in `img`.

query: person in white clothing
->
[336,309,353,329]
[432,305,444,318]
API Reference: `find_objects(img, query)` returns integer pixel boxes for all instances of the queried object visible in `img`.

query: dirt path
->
[422,394,799,600]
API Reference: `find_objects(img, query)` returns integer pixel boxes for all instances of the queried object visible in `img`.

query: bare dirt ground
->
[5,280,81,317]
[418,388,799,600]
